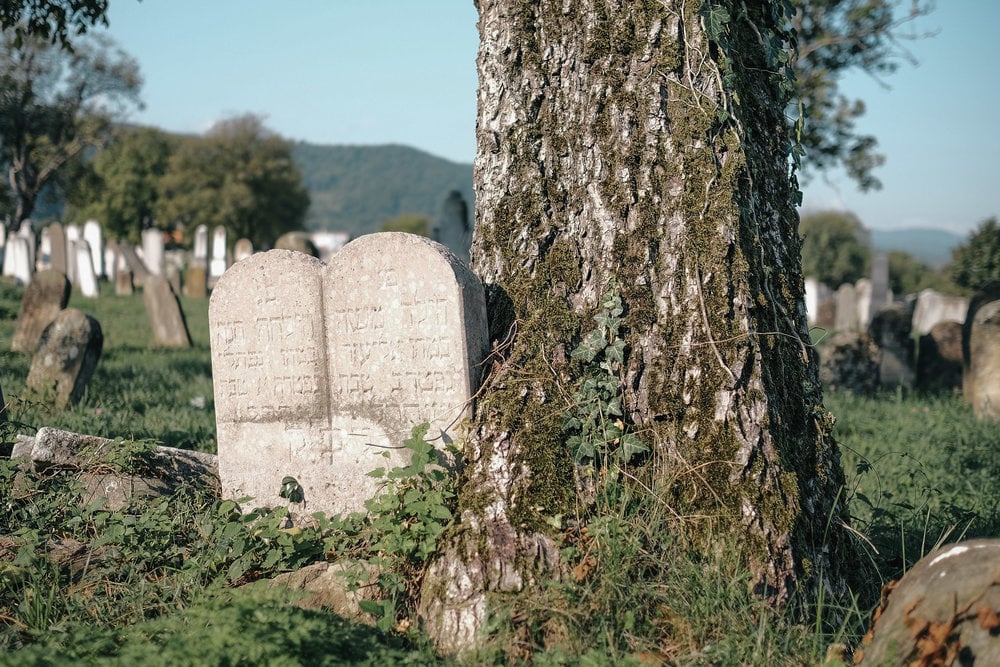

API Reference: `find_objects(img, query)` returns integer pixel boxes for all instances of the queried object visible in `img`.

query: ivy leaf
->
[701,5,731,42]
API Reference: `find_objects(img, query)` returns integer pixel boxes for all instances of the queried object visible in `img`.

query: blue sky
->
[104,1,996,235]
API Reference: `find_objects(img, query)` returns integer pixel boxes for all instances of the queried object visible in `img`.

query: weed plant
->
[2,277,999,664]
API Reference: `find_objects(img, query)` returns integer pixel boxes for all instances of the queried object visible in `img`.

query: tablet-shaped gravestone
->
[209,234,488,517]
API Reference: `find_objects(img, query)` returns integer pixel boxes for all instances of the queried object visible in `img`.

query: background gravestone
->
[183,265,207,298]
[234,238,253,262]
[855,278,873,331]
[432,190,472,265]
[83,220,104,278]
[963,280,1000,420]
[819,331,879,396]
[916,320,963,392]
[65,224,79,284]
[143,276,192,348]
[11,270,72,353]
[141,228,165,277]
[209,226,227,284]
[834,283,857,332]
[274,231,318,257]
[117,241,150,287]
[868,303,915,388]
[75,240,100,298]
[912,288,968,336]
[37,227,52,271]
[210,234,488,516]
[4,236,33,285]
[104,241,118,283]
[47,223,70,274]
[193,224,209,268]
[26,308,103,408]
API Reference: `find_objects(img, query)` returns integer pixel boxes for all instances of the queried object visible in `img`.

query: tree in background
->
[66,126,173,243]
[799,210,871,286]
[379,213,431,237]
[0,28,142,230]
[156,114,310,249]
[949,217,1000,293]
[0,0,109,48]
[420,0,852,651]
[791,0,933,191]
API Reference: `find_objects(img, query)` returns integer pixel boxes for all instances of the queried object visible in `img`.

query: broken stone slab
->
[259,560,381,621]
[10,427,219,510]
[857,539,1000,665]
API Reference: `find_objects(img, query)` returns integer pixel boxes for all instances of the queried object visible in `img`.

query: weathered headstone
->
[834,283,857,332]
[11,270,72,353]
[209,234,489,516]
[963,280,1000,420]
[64,223,80,284]
[193,224,209,268]
[143,275,192,348]
[209,226,227,283]
[4,236,32,285]
[74,239,100,298]
[37,226,53,271]
[857,539,1000,665]
[868,303,915,388]
[818,331,879,396]
[26,308,103,408]
[115,268,134,296]
[141,228,165,277]
[916,320,963,392]
[432,190,472,265]
[234,238,253,262]
[117,241,150,286]
[183,265,207,299]
[83,220,104,278]
[868,253,889,322]
[855,278,872,331]
[912,288,968,336]
[274,231,318,257]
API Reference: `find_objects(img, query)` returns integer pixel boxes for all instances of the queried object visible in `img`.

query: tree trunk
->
[420,0,852,651]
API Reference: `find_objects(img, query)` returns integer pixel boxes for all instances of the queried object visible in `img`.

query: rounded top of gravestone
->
[338,232,473,278]
[274,232,319,257]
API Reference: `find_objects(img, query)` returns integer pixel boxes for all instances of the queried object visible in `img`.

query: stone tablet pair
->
[209,233,488,516]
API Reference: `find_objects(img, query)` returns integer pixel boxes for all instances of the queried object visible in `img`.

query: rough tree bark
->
[420,0,852,651]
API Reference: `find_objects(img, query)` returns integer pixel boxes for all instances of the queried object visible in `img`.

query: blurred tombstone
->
[141,228,165,277]
[64,223,80,284]
[37,227,52,271]
[916,320,963,392]
[193,224,209,268]
[17,219,36,272]
[432,190,472,265]
[48,223,67,276]
[26,308,103,408]
[804,277,819,325]
[310,231,350,263]
[165,261,182,296]
[912,288,969,336]
[855,278,872,331]
[233,238,253,262]
[115,269,134,296]
[83,220,104,278]
[4,237,32,286]
[11,269,71,353]
[856,539,1000,666]
[75,240,100,298]
[815,296,836,329]
[818,331,879,396]
[183,265,207,299]
[104,241,118,283]
[143,275,192,348]
[834,283,857,332]
[117,241,150,287]
[868,303,915,388]
[209,234,489,517]
[209,226,227,284]
[274,231,318,257]
[963,280,1000,420]
[868,253,889,322]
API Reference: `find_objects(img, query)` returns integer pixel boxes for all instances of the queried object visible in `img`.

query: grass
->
[2,276,999,664]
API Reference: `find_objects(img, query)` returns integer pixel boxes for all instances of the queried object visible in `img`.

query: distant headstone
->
[37,226,53,271]
[64,223,80,284]
[209,226,227,282]
[834,283,857,332]
[868,303,915,388]
[857,539,1000,666]
[432,190,472,265]
[912,288,968,335]
[233,238,253,262]
[855,278,872,331]
[818,331,879,396]
[183,265,207,299]
[117,241,150,286]
[143,275,192,348]
[804,278,819,325]
[309,231,350,263]
[17,219,36,272]
[868,253,889,322]
[141,228,165,277]
[103,241,118,283]
[44,223,67,275]
[115,268,134,296]
[209,234,489,516]
[193,224,209,268]
[11,270,71,353]
[165,261,182,296]
[83,220,104,278]
[815,296,836,329]
[963,280,1000,420]
[74,239,100,298]
[4,236,32,285]
[916,320,963,392]
[26,308,103,408]
[274,231,318,257]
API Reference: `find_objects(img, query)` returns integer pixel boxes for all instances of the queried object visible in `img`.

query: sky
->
[103,1,997,236]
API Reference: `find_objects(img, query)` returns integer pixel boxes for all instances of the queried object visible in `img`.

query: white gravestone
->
[912,288,968,335]
[209,233,489,516]
[65,223,80,284]
[193,224,209,268]
[141,228,165,277]
[209,226,227,282]
[17,220,36,276]
[83,220,104,278]
[38,227,53,271]
[5,236,32,285]
[75,240,100,298]
[233,238,253,262]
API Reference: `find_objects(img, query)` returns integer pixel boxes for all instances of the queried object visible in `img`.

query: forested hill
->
[291,142,474,238]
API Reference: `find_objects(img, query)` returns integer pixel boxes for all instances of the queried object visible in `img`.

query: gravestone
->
[115,268,134,296]
[834,283,857,332]
[818,331,879,396]
[855,278,872,331]
[912,288,968,336]
[916,320,963,392]
[83,220,104,278]
[143,275,192,348]
[857,539,1000,665]
[274,231,318,257]
[4,236,32,285]
[11,270,71,353]
[804,277,819,325]
[432,190,472,265]
[26,308,103,408]
[209,226,227,283]
[141,228,165,277]
[868,253,889,323]
[37,226,52,271]
[65,223,80,284]
[868,303,915,388]
[44,223,67,275]
[117,241,150,286]
[17,219,36,273]
[234,238,253,262]
[183,265,207,298]
[103,241,118,283]
[963,280,1000,420]
[209,233,489,516]
[193,224,209,268]
[74,239,100,298]
[165,262,182,296]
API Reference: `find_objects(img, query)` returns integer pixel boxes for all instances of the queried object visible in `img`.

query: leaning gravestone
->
[141,228,165,277]
[963,280,1000,420]
[143,275,192,348]
[83,220,104,278]
[11,270,72,353]
[209,233,488,516]
[26,308,103,408]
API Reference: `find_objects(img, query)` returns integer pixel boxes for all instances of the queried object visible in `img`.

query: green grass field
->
[2,276,998,665]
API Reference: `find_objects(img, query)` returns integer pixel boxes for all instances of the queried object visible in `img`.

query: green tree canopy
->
[66,126,174,243]
[949,217,1000,293]
[799,210,872,286]
[156,114,310,249]
[379,213,430,237]
[0,0,109,48]
[0,28,142,230]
